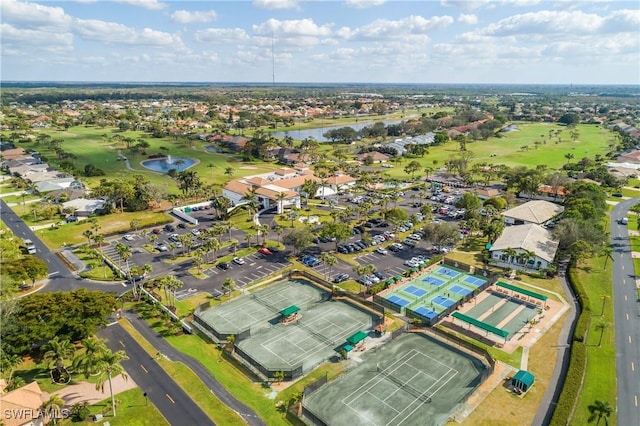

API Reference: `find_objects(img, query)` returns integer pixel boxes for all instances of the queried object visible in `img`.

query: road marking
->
[625,295,628,301]
[119,340,125,347]
[629,336,633,344]
[627,313,630,320]
[635,395,638,407]
[249,262,257,266]
[632,362,635,372]
[622,265,625,271]
[166,394,175,404]
[140,364,148,373]
[256,266,263,270]
[121,283,127,287]
[48,271,59,276]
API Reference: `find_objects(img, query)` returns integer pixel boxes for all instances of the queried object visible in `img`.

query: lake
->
[272,119,406,142]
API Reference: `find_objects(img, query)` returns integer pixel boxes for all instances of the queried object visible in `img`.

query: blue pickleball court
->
[386,294,411,307]
[449,285,472,296]
[432,295,455,308]
[463,276,486,287]
[403,285,428,298]
[437,267,461,278]
[422,276,445,286]
[413,306,438,320]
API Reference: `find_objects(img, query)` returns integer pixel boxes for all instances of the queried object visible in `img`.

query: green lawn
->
[58,388,168,426]
[380,123,612,179]
[570,255,617,426]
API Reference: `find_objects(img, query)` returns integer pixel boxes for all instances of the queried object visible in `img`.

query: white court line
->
[365,389,402,413]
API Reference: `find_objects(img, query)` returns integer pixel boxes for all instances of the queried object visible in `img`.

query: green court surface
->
[303,333,487,426]
[465,293,503,318]
[463,293,541,339]
[196,278,377,374]
[196,279,325,335]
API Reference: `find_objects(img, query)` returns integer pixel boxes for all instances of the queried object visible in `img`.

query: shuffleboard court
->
[303,333,487,426]
[465,293,504,319]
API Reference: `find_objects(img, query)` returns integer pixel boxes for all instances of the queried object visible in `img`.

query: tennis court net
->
[377,366,432,403]
[296,321,335,346]
[250,293,281,314]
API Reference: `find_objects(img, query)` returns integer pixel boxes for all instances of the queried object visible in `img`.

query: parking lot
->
[203,251,291,291]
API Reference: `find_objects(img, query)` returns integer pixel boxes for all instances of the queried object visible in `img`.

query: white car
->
[123,234,134,241]
[157,244,168,252]
[404,259,419,267]
[191,229,201,236]
[233,257,246,265]
[375,247,388,255]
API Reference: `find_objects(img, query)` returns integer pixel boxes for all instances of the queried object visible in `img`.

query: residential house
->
[34,178,85,193]
[489,224,559,270]
[223,135,249,152]
[475,188,501,200]
[62,198,106,216]
[357,151,390,164]
[0,381,48,426]
[502,200,564,226]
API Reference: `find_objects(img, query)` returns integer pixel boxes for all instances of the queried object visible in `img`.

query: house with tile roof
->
[0,381,49,426]
[502,200,564,226]
[489,224,559,270]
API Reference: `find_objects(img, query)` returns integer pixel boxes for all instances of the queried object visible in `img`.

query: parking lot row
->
[204,252,290,288]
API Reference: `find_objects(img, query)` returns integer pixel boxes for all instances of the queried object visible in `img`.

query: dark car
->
[177,222,187,229]
[333,273,349,283]
[164,224,175,232]
[216,261,230,270]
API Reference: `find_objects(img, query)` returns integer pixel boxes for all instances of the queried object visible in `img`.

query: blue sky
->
[2,0,639,84]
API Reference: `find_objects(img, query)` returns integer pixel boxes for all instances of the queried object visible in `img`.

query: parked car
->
[65,215,78,223]
[258,247,272,255]
[152,228,162,234]
[333,273,349,283]
[232,257,246,265]
[157,244,168,252]
[164,224,175,232]
[123,234,134,241]
[217,261,230,270]
[375,247,388,255]
[178,222,187,229]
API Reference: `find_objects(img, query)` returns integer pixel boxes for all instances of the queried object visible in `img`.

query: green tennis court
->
[303,333,487,426]
[462,292,541,339]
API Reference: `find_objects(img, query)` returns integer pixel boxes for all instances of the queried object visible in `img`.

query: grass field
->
[379,123,612,179]
[570,255,617,426]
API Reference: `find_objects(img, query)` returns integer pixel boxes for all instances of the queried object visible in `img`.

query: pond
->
[272,119,406,142]
[141,155,196,172]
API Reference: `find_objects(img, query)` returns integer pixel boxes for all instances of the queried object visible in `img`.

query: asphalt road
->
[98,322,215,426]
[609,199,640,426]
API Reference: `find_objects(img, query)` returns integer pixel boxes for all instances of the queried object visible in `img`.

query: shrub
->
[549,342,587,425]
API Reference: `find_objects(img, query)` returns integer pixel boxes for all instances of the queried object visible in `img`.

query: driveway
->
[53,375,137,406]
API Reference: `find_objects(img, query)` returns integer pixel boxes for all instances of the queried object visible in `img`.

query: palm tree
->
[42,336,74,381]
[601,247,614,271]
[503,247,518,265]
[320,253,337,280]
[599,294,610,317]
[222,278,236,298]
[242,187,260,220]
[73,337,108,377]
[41,394,66,424]
[275,191,288,214]
[224,166,235,181]
[587,400,613,425]
[95,349,129,417]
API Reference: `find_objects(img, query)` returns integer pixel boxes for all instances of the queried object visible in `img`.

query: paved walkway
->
[53,375,137,406]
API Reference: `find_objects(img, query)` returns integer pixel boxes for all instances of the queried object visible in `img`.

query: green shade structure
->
[512,370,535,392]
[452,312,509,340]
[279,305,300,317]
[346,331,368,345]
[497,281,548,304]
[393,275,402,282]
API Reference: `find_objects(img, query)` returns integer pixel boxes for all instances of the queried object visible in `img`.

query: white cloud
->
[1,23,74,53]
[0,0,72,30]
[74,18,184,48]
[345,0,385,8]
[458,14,478,24]
[115,0,166,10]
[339,15,453,41]
[252,0,299,10]
[440,0,491,10]
[481,10,604,35]
[195,28,250,43]
[253,18,333,37]
[171,10,217,24]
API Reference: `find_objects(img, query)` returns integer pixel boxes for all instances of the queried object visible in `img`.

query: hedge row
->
[549,265,590,425]
[549,342,587,426]
[568,266,591,342]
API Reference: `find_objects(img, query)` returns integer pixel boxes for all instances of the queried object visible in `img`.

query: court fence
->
[303,373,329,397]
[233,344,304,381]
[425,327,495,377]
